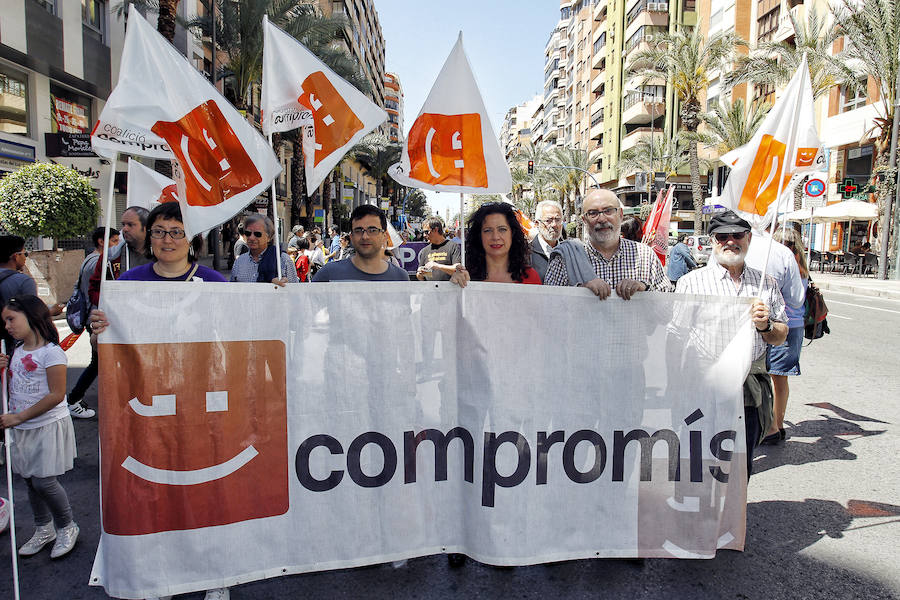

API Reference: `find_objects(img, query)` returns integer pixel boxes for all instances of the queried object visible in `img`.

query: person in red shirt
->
[450,202,541,287]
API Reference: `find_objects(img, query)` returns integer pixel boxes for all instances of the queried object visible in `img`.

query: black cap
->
[708,210,751,235]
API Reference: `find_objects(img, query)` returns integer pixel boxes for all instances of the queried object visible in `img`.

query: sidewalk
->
[811,271,900,300]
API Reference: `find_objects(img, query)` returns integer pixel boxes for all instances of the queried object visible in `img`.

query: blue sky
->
[376,1,560,220]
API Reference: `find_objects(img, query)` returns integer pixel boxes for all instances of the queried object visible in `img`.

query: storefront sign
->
[45,132,97,157]
[0,138,36,162]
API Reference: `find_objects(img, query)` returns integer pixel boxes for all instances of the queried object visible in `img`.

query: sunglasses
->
[713,231,747,243]
[245,231,265,238]
[15,250,29,257]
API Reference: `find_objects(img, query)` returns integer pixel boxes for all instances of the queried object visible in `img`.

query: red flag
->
[641,185,674,266]
[60,331,81,351]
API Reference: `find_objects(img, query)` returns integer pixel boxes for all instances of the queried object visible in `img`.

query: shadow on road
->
[752,403,886,475]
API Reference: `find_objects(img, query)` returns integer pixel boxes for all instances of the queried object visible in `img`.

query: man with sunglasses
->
[312,205,408,282]
[529,200,566,282]
[415,217,460,282]
[674,210,788,477]
[544,189,671,297]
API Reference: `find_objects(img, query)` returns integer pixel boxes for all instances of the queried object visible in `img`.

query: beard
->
[714,244,746,267]
[587,222,621,246]
[540,225,561,243]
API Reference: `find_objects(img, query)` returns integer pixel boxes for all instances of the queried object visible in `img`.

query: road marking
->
[824,289,900,303]
[827,300,900,315]
[828,313,851,320]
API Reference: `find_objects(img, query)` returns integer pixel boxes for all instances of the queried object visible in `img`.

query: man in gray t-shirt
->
[312,206,408,282]
[415,217,461,282]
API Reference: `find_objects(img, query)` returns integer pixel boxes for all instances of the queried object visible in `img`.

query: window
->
[82,0,106,42]
[757,7,780,43]
[561,6,571,19]
[841,81,867,112]
[50,84,91,133]
[593,33,606,54]
[35,0,56,14]
[0,67,29,135]
[706,95,719,112]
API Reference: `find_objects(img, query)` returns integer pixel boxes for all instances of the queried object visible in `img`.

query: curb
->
[816,280,900,301]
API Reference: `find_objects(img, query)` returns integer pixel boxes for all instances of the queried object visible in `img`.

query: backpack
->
[65,256,95,334]
[803,280,829,342]
[295,254,310,282]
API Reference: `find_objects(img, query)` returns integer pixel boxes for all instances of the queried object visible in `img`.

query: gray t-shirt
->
[0,269,37,303]
[417,239,461,281]
[312,258,409,282]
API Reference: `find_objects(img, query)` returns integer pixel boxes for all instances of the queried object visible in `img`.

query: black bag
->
[803,280,830,342]
[65,257,94,334]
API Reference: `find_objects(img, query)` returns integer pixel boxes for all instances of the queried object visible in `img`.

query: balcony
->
[591,95,605,116]
[625,4,670,41]
[773,4,805,43]
[591,72,604,93]
[622,91,665,125]
[620,127,653,152]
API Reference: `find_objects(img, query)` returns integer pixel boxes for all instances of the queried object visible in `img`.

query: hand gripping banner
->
[91,283,752,599]
[389,34,511,193]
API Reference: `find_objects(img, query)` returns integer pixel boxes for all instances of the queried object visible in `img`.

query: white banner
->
[91,283,752,599]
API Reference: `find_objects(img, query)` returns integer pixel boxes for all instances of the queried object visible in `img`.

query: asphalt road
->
[1,288,898,600]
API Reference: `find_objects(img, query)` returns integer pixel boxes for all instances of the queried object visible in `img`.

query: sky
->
[375,1,560,221]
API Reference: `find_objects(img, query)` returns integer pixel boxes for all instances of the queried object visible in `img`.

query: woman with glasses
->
[88,202,229,600]
[450,202,541,287]
[230,214,298,285]
[115,202,226,283]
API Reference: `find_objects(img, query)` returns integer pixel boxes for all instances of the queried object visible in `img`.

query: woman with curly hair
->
[450,202,541,287]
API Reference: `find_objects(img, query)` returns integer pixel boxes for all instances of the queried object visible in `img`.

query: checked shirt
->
[544,237,673,292]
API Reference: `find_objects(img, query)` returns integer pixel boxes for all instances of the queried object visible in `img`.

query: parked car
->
[685,235,712,265]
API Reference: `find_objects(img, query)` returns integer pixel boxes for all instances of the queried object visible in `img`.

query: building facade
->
[499,95,541,161]
[384,71,403,143]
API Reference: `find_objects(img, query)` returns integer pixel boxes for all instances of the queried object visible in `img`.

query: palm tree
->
[729,6,861,101]
[350,134,403,199]
[618,133,692,178]
[113,0,180,39]
[550,146,597,221]
[627,27,743,232]
[699,98,770,155]
[833,0,900,224]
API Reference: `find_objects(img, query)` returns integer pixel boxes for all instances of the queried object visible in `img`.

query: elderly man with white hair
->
[529,199,566,282]
[544,189,671,298]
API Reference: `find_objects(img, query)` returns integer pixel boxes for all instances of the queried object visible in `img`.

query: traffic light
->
[527,160,534,175]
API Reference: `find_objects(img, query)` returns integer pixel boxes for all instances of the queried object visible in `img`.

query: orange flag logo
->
[151,100,262,207]
[298,71,365,167]
[407,113,487,187]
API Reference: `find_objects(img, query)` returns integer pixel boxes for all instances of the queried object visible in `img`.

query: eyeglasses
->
[245,230,265,238]
[352,226,384,236]
[539,218,563,225]
[150,228,186,240]
[583,207,619,219]
[14,250,28,257]
[713,232,747,243]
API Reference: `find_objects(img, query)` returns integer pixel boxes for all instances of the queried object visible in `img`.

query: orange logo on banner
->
[298,71,364,167]
[737,134,792,215]
[795,147,818,167]
[99,340,288,535]
[158,183,179,204]
[407,113,487,187]
[151,100,262,207]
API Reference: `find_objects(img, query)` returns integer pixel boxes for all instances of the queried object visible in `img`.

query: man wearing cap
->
[675,210,788,477]
[287,224,305,251]
[544,189,671,297]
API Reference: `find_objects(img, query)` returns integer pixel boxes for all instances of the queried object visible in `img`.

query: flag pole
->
[2,339,21,600]
[267,134,283,282]
[459,192,466,267]
[99,154,119,290]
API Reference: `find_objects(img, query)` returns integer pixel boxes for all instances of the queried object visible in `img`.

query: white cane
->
[2,340,21,600]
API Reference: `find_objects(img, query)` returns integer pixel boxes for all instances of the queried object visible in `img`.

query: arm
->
[0,364,67,428]
[751,299,788,346]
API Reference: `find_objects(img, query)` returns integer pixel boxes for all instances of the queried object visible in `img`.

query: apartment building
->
[500,95,541,162]
[384,71,403,143]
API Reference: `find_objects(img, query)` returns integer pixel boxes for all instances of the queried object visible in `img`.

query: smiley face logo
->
[151,100,262,208]
[795,147,818,168]
[99,340,288,536]
[297,71,365,167]
[407,113,487,187]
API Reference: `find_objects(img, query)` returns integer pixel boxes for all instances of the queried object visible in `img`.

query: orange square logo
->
[151,100,262,207]
[298,71,364,167]
[795,147,818,167]
[99,341,288,535]
[407,113,487,187]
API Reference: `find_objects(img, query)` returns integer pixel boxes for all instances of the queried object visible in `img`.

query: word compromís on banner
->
[91,283,753,599]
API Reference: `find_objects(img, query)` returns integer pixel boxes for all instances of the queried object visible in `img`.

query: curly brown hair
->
[464,203,531,282]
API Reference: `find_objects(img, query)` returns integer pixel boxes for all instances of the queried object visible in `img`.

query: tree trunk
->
[157,0,180,42]
[291,138,305,227]
[689,138,703,234]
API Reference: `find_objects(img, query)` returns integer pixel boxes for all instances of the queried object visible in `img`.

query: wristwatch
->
[757,319,773,333]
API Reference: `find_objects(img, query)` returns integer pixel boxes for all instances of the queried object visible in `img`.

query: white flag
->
[719,55,824,229]
[91,5,281,238]
[262,16,386,194]
[388,34,511,193]
[126,159,178,210]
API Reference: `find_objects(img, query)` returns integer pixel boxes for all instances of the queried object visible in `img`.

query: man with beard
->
[88,206,151,305]
[544,189,671,297]
[675,210,787,477]
[529,200,566,282]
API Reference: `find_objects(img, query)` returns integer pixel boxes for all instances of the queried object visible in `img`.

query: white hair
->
[535,200,563,220]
